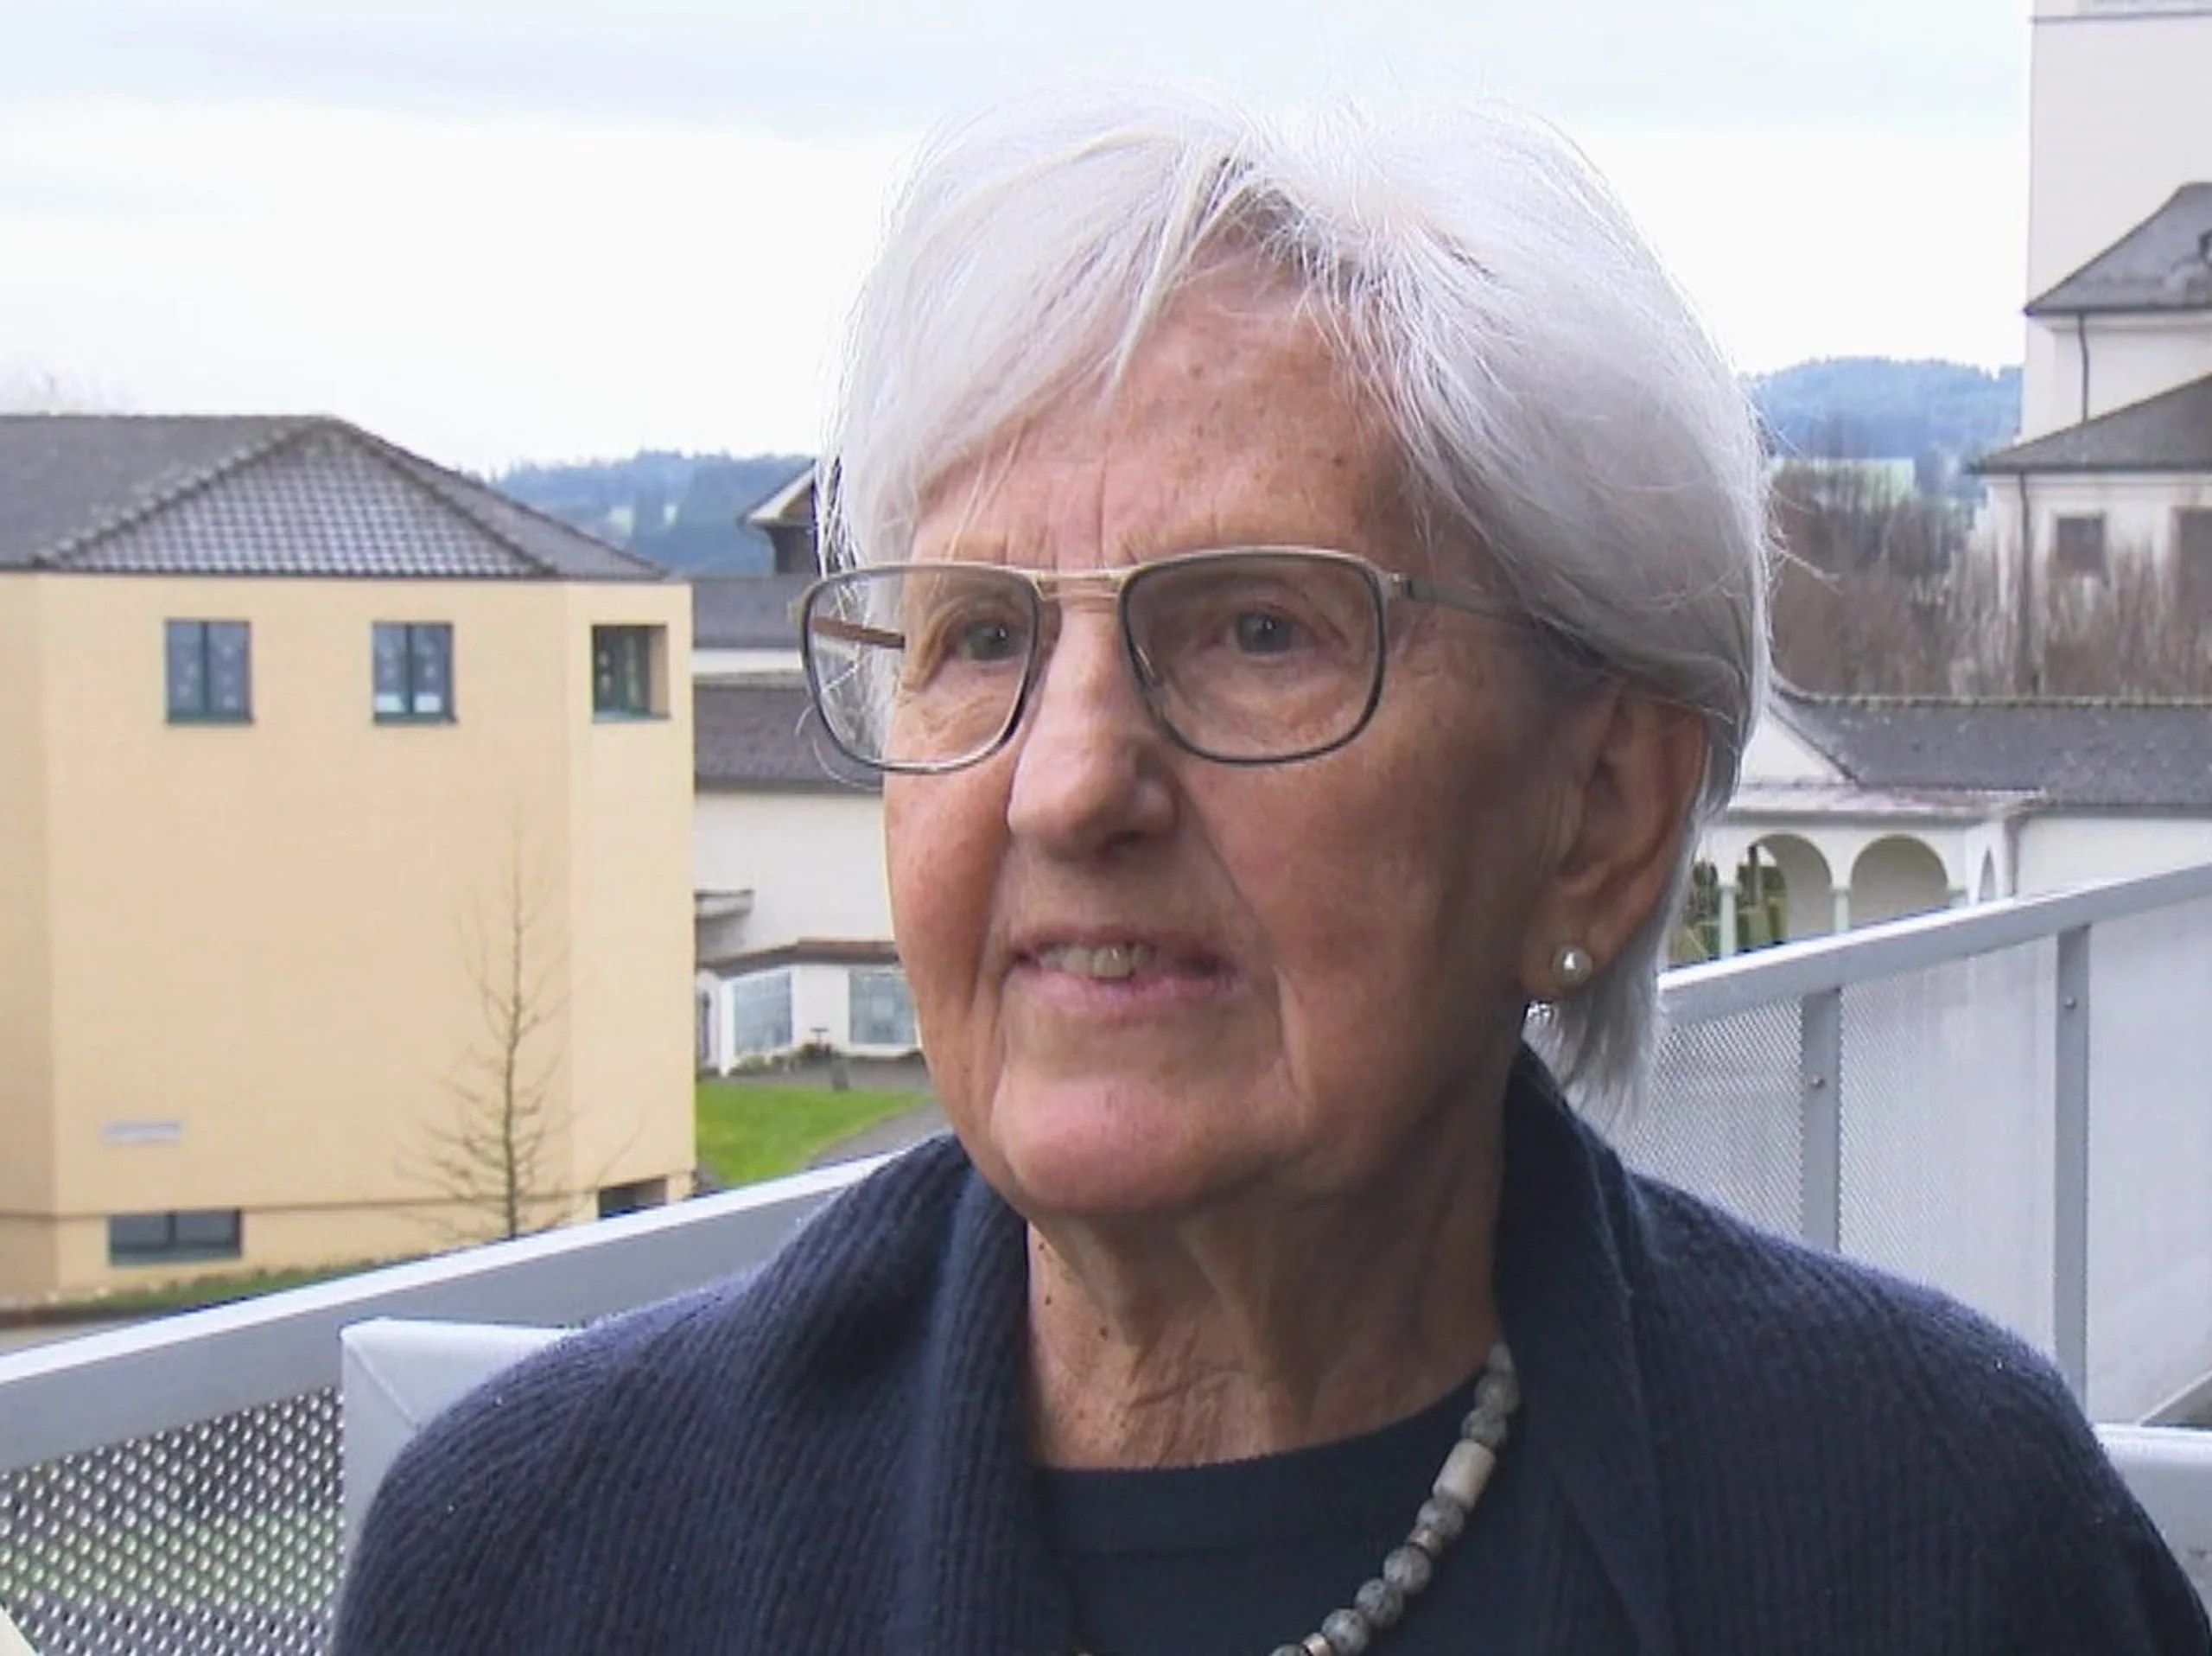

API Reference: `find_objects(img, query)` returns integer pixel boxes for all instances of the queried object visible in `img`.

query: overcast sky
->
[3,0,2034,472]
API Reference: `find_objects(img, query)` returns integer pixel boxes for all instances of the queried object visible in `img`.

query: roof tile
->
[1970,373,2212,475]
[694,678,879,792]
[2027,184,2212,315]
[0,414,664,581]
[692,573,810,648]
[1774,691,2212,810]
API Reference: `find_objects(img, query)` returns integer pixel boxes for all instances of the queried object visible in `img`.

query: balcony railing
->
[4,862,2212,1652]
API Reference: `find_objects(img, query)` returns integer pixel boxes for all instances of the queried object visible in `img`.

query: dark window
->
[165,621,251,722]
[849,968,918,1048]
[2053,514,2107,580]
[592,625,663,717]
[597,1177,669,1220]
[372,622,454,720]
[2177,509,2212,615]
[108,1208,242,1266]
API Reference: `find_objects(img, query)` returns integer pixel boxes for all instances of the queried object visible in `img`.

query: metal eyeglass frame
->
[795,545,1513,774]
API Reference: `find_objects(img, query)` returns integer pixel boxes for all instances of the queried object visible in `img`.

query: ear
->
[1519,691,1708,998]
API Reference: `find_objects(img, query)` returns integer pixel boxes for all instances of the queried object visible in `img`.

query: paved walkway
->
[809,1099,948,1167]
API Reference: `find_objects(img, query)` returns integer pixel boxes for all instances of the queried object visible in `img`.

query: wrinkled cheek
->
[884,780,1001,1111]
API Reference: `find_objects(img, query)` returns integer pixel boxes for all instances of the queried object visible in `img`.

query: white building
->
[688,467,914,1072]
[1701,689,2212,952]
[1973,0,2212,638]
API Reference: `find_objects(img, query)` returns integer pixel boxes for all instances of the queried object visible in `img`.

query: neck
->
[1024,1072,1508,1469]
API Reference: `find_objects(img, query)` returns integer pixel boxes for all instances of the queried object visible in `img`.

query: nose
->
[1003,606,1176,858]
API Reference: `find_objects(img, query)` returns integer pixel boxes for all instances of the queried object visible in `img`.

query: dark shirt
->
[1040,1376,1528,1656]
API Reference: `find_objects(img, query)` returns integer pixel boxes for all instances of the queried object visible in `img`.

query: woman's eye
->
[914,605,1024,671]
[952,617,1021,663]
[1231,609,1306,654]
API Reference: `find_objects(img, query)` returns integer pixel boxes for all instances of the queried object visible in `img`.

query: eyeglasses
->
[798,545,1511,774]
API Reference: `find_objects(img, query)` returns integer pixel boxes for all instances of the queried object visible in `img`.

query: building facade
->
[688,465,915,1070]
[1974,0,2212,648]
[0,416,696,1302]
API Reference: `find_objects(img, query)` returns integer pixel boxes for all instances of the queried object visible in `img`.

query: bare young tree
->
[1771,553,1955,694]
[2038,550,2212,698]
[1766,462,2212,699]
[1768,460,1967,695]
[414,845,570,1242]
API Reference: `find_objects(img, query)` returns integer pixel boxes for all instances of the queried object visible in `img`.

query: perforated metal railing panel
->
[1610,997,1803,1238]
[2086,893,2212,1422]
[0,1389,342,1656]
[1839,939,2059,1352]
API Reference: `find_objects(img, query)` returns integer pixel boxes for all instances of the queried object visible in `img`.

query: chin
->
[970,1073,1255,1222]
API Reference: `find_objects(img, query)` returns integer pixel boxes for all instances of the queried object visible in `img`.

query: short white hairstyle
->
[821,90,1770,1105]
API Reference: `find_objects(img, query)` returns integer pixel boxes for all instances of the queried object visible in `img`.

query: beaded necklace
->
[1073,1341,1519,1656]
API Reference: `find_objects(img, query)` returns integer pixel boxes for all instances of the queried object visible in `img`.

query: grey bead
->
[1268,1646,1305,1656]
[1383,1545,1433,1593]
[1462,1407,1510,1449]
[1355,1577,1407,1628]
[1321,1609,1371,1654]
[1417,1494,1467,1541]
[1475,1369,1520,1415]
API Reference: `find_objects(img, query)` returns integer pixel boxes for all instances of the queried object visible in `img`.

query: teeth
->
[1038,942,1158,980]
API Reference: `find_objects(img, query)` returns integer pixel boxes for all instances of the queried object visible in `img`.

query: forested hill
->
[491,360,2022,570]
[1750,358,2021,464]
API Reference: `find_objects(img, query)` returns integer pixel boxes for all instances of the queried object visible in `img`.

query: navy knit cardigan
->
[333,1060,2211,1654]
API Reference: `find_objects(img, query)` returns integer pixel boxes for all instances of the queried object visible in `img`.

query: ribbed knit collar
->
[1496,1049,1678,1655]
[880,1048,1675,1656]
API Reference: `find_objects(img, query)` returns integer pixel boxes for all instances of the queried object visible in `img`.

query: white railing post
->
[2054,925,2094,1404]
[1799,987,1844,1252]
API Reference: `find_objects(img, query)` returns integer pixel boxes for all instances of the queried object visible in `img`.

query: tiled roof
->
[0,414,664,581]
[692,572,810,648]
[2027,184,2212,315]
[1970,373,2212,475]
[1773,691,2212,810]
[694,678,879,792]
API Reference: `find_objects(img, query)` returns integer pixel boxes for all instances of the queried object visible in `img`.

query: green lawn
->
[694,1080,928,1188]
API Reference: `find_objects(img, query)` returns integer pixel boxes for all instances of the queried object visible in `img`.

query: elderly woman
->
[334,95,2209,1655]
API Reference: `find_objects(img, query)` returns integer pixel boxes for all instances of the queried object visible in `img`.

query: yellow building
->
[0,415,696,1303]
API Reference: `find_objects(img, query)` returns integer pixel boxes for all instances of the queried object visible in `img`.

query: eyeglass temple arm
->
[1393,574,1503,620]
[1399,574,1607,674]
[807,615,904,649]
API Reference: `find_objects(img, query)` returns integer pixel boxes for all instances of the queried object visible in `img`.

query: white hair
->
[821,90,1770,1105]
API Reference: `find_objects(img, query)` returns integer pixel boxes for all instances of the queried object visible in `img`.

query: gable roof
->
[1968,373,2212,475]
[692,572,810,649]
[694,678,879,793]
[1770,690,2212,810]
[0,414,664,581]
[744,463,817,529]
[2027,184,2212,315]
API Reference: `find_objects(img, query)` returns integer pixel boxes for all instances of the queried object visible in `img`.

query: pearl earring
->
[1554,944,1595,990]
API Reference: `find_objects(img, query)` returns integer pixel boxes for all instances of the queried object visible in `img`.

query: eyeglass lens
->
[804,552,1387,767]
